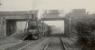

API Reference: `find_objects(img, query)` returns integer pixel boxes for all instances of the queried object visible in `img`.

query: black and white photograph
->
[0,0,95,50]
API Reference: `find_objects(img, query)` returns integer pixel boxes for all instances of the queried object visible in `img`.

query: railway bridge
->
[0,11,38,38]
[40,17,70,36]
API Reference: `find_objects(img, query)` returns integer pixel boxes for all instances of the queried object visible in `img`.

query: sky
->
[0,0,95,13]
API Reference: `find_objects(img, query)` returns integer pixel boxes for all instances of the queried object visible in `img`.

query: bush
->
[75,19,95,50]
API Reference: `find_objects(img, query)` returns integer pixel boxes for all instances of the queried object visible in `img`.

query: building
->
[66,9,87,18]
[43,10,61,18]
[0,10,38,38]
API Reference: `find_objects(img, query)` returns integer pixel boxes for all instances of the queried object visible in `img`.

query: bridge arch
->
[40,17,69,36]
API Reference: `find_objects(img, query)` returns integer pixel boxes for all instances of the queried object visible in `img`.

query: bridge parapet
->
[41,17,66,21]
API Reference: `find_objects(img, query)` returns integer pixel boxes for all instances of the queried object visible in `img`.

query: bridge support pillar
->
[64,17,70,37]
[0,17,6,39]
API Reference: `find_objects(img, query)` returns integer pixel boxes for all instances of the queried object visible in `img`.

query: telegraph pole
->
[0,0,2,6]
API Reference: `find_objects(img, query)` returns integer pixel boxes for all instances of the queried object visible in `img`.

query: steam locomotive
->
[24,20,50,40]
[24,20,39,40]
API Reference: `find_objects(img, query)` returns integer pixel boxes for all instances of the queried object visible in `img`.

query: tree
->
[75,18,95,50]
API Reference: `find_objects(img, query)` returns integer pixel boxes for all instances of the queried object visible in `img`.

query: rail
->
[43,37,65,50]
[60,37,66,50]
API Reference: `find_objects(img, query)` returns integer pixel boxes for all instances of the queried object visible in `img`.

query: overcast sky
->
[0,0,95,13]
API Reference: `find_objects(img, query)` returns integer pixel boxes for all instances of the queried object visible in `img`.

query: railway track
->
[43,37,65,50]
[5,37,66,50]
[5,38,45,50]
